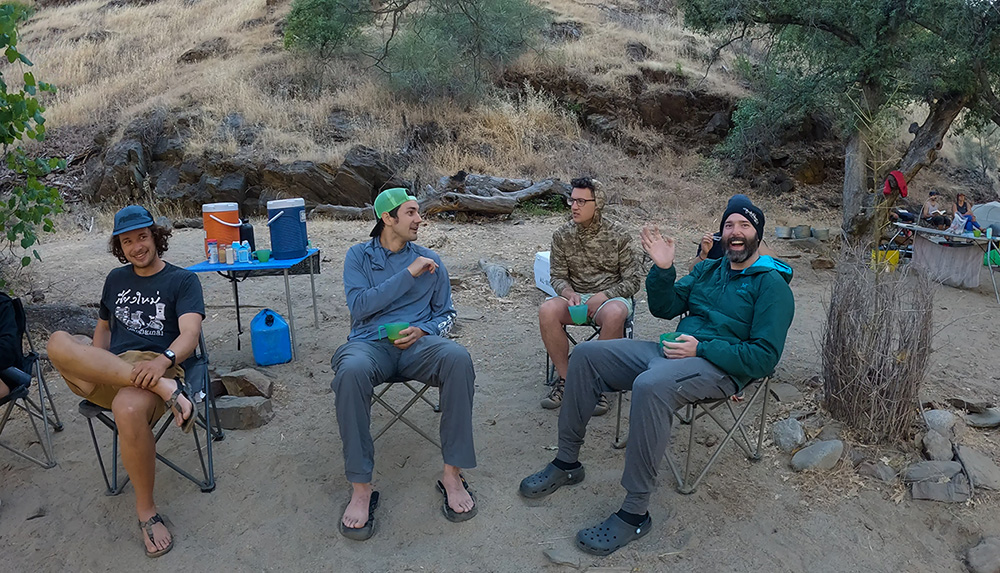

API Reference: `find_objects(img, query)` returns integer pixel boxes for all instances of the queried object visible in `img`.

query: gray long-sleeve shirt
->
[344,238,456,341]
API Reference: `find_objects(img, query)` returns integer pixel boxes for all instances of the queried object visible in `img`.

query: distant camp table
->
[187,248,320,359]
[893,223,1000,304]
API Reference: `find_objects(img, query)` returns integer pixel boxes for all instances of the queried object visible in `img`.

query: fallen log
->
[309,204,374,220]
[421,193,518,215]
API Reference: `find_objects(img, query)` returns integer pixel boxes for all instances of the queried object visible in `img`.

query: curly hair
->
[108,223,172,264]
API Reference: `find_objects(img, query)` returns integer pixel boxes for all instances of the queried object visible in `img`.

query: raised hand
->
[641,225,676,269]
[407,256,439,277]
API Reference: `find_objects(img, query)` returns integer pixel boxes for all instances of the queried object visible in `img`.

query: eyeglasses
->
[567,198,597,207]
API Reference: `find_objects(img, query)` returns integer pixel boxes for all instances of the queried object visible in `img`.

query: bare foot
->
[441,467,475,514]
[138,510,172,555]
[0,381,9,401]
[342,483,373,529]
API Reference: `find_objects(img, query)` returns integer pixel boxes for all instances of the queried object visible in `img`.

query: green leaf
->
[20,256,31,267]
[23,72,34,86]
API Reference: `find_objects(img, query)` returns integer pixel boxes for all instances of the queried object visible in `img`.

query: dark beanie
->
[719,194,765,240]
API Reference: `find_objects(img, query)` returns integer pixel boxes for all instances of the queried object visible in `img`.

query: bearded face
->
[722,214,760,264]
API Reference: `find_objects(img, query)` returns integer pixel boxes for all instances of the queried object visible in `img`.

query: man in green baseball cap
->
[333,186,478,540]
[370,187,418,238]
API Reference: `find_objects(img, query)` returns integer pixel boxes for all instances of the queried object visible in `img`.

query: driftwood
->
[420,177,570,215]
[309,204,374,220]
[478,259,514,297]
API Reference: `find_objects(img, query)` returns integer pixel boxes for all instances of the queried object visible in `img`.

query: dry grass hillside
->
[6,0,849,227]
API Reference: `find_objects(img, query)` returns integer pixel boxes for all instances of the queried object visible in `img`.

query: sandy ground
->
[2,215,999,572]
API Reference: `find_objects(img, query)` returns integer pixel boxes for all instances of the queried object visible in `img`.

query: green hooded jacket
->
[646,255,795,389]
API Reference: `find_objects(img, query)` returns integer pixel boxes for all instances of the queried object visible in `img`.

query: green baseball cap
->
[373,187,417,219]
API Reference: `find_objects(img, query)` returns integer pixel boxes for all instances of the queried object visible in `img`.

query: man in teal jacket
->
[519,195,794,556]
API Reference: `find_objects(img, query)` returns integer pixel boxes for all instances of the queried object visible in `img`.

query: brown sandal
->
[138,513,173,558]
[164,381,196,434]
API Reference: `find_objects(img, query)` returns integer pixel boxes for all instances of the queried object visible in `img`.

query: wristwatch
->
[162,349,177,368]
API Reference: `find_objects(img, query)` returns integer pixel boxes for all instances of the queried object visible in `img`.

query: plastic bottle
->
[226,244,235,264]
[240,240,251,263]
[207,240,218,264]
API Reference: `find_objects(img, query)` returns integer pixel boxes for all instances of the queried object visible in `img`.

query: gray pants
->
[331,335,477,483]
[558,339,737,514]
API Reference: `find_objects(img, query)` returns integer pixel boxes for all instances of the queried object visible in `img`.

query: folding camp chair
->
[371,376,441,450]
[544,302,635,447]
[662,375,771,494]
[78,334,224,495]
[0,297,63,469]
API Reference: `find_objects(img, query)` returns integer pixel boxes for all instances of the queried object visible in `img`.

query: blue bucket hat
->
[113,205,155,236]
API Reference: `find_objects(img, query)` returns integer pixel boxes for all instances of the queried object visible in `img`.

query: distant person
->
[540,177,642,416]
[47,206,204,558]
[922,190,949,229]
[332,187,477,541]
[0,292,26,405]
[519,196,794,557]
[689,194,776,270]
[954,192,982,232]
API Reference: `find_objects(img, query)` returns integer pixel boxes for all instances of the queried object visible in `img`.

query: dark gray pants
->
[331,335,477,483]
[558,339,736,514]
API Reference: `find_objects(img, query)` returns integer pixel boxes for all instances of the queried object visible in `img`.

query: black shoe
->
[519,462,585,499]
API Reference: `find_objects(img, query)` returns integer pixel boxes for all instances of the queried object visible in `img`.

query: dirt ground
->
[2,215,999,572]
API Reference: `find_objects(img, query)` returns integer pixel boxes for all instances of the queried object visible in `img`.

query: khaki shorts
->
[66,350,185,424]
[556,293,633,325]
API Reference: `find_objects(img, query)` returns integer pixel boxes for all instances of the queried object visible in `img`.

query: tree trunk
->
[898,93,970,178]
[842,129,872,242]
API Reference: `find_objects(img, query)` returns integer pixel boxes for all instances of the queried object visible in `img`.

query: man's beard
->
[725,235,759,264]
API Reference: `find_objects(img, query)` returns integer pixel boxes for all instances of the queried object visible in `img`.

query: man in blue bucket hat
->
[46,205,205,558]
[332,187,477,540]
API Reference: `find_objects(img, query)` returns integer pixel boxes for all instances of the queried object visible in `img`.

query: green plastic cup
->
[568,304,588,325]
[660,332,681,344]
[255,249,271,263]
[380,322,410,341]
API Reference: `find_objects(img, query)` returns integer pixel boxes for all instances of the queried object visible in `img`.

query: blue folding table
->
[187,248,320,360]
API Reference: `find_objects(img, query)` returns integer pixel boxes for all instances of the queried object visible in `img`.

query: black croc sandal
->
[139,513,173,558]
[164,381,196,434]
[519,462,585,499]
[340,491,380,541]
[576,513,652,556]
[437,476,477,523]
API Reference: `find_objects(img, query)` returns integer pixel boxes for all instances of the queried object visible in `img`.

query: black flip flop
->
[436,476,477,523]
[340,491,380,541]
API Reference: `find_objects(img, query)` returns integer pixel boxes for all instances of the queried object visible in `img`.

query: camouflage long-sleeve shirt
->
[549,219,642,299]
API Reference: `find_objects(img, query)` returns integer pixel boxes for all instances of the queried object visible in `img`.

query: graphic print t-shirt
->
[98,263,205,356]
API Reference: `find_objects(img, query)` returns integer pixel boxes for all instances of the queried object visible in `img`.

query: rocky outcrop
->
[80,110,407,213]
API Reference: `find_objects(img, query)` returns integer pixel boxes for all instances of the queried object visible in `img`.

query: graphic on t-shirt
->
[114,289,166,337]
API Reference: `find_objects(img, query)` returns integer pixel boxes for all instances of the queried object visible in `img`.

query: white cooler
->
[534,251,557,297]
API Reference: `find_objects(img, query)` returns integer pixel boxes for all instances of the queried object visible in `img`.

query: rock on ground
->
[790,440,843,471]
[222,368,274,398]
[923,409,958,438]
[214,396,274,429]
[921,430,954,462]
[967,537,1000,573]
[903,461,970,503]
[857,461,897,483]
[967,408,1000,429]
[772,417,805,453]
[957,447,1000,490]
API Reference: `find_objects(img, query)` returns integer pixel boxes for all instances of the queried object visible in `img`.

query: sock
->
[551,458,581,472]
[616,509,649,527]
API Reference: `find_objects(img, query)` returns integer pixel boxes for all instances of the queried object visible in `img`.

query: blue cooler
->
[250,309,292,366]
[266,198,308,260]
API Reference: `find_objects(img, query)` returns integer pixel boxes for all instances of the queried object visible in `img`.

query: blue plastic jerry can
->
[250,309,292,366]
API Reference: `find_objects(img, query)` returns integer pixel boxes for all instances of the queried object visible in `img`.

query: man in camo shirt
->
[540,177,642,415]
